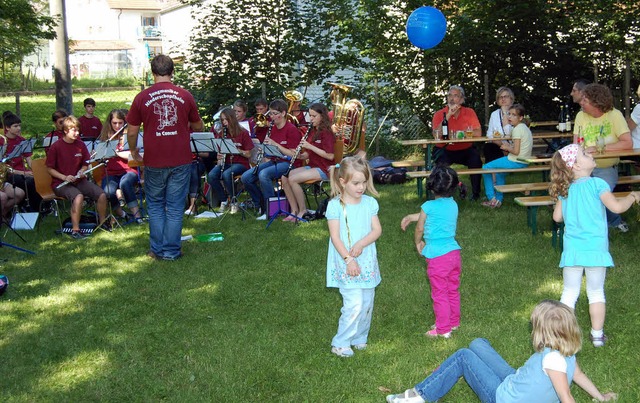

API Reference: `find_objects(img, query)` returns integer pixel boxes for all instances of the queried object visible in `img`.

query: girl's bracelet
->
[344,256,354,265]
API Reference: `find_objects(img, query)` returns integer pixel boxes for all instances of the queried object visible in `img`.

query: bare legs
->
[281,167,322,216]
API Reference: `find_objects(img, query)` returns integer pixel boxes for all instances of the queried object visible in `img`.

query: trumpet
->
[56,162,105,189]
[252,121,275,174]
[284,125,312,177]
[254,113,269,128]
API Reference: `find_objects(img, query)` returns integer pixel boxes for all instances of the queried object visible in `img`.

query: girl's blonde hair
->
[329,156,378,198]
[549,152,573,200]
[530,300,582,356]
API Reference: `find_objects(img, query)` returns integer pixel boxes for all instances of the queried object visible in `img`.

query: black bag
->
[373,167,407,185]
[314,197,330,220]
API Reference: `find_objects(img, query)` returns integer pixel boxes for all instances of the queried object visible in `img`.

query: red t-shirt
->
[268,122,302,165]
[432,106,481,151]
[307,129,335,175]
[3,135,32,171]
[217,129,254,168]
[46,138,91,187]
[105,140,136,176]
[79,116,103,140]
[126,82,201,168]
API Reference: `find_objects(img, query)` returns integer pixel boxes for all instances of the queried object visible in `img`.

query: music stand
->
[84,139,99,156]
[3,138,39,229]
[123,132,144,151]
[263,147,307,228]
[90,140,120,231]
[186,132,218,217]
[0,188,35,255]
[42,136,58,148]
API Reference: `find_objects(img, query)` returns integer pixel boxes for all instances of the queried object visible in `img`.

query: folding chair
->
[31,158,65,232]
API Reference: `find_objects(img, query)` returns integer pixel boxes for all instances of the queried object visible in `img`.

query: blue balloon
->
[406,6,447,50]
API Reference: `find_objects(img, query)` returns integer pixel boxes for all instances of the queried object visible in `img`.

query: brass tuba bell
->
[329,82,365,155]
[283,90,303,125]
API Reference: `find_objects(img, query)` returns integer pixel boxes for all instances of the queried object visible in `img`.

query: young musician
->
[1,112,41,211]
[240,99,302,220]
[207,108,254,213]
[78,98,103,140]
[281,103,335,221]
[43,109,68,152]
[251,98,270,143]
[233,100,256,139]
[47,116,108,239]
[98,109,142,224]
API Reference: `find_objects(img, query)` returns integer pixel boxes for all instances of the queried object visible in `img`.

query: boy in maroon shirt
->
[46,116,108,239]
[78,98,103,140]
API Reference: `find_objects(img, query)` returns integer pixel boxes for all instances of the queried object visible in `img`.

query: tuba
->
[329,83,365,155]
[283,90,302,125]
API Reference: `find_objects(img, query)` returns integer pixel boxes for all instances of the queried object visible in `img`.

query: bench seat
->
[496,175,640,195]
[407,165,550,179]
[391,160,424,169]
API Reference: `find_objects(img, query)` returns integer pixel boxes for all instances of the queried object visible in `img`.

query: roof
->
[106,0,166,10]
[70,40,136,51]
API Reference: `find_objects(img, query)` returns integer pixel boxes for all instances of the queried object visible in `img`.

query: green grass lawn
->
[1,181,639,401]
[0,91,139,138]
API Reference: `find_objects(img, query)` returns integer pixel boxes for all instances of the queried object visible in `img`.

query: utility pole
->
[50,0,73,114]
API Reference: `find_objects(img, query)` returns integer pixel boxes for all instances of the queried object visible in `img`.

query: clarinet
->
[252,121,275,175]
[284,126,311,177]
[218,126,228,171]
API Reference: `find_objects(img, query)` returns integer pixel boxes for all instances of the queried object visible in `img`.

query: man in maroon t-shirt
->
[126,55,204,261]
[432,85,483,200]
[78,98,103,140]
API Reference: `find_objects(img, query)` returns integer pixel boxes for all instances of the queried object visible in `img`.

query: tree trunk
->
[50,0,73,115]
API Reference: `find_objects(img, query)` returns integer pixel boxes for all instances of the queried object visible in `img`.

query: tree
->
[50,0,72,114]
[0,0,56,82]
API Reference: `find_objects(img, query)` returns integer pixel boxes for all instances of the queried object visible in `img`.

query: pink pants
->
[426,249,461,333]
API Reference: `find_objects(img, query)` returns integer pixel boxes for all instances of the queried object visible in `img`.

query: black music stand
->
[91,140,119,232]
[42,135,58,148]
[4,139,39,230]
[189,132,218,217]
[263,146,307,228]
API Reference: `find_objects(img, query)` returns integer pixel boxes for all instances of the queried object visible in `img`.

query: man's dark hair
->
[150,54,174,76]
[83,97,96,107]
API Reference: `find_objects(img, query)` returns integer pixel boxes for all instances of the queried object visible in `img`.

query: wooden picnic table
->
[519,148,640,164]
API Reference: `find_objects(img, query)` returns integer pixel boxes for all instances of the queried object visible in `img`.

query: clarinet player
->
[241,99,301,220]
[281,103,335,222]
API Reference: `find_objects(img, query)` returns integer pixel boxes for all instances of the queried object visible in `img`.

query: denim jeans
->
[415,338,515,403]
[189,160,205,198]
[144,164,191,259]
[208,163,249,202]
[592,166,621,226]
[103,172,139,209]
[240,161,289,210]
[331,288,375,348]
[482,157,527,202]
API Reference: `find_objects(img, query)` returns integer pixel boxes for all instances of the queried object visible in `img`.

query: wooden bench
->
[515,191,632,249]
[391,160,424,169]
[407,165,550,179]
[496,175,640,195]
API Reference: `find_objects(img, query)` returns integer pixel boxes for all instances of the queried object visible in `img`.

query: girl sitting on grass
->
[386,300,617,403]
[326,156,381,358]
[481,103,533,208]
[550,144,640,347]
[400,165,461,338]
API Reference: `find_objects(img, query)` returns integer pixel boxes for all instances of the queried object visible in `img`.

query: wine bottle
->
[565,103,572,132]
[558,105,566,133]
[442,112,449,140]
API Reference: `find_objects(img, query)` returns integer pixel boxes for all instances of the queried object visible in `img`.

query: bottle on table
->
[442,112,449,140]
[558,105,566,133]
[565,103,572,132]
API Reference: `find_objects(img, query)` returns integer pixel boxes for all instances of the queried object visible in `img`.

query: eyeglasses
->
[499,95,511,99]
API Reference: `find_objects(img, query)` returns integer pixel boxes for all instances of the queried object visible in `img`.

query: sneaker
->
[614,221,629,233]
[68,231,88,240]
[331,346,354,358]
[386,388,425,403]
[229,203,239,214]
[590,333,608,347]
[184,209,196,216]
[118,198,126,208]
[430,324,459,332]
[424,328,451,339]
[218,201,228,213]
[256,213,267,221]
[352,343,367,350]
[161,252,183,261]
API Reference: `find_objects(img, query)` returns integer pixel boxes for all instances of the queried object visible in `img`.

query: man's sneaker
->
[424,328,451,339]
[218,201,228,213]
[256,213,267,221]
[331,346,354,358]
[386,388,425,403]
[184,208,196,216]
[352,343,367,350]
[68,231,88,240]
[614,221,629,233]
[590,333,608,347]
[230,203,239,214]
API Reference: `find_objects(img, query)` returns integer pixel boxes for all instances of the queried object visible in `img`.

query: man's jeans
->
[144,164,190,259]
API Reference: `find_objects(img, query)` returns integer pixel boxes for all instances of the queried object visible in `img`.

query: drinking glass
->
[596,136,606,154]
[433,129,441,140]
[465,126,474,139]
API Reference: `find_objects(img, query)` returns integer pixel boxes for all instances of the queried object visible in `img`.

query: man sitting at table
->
[432,85,483,200]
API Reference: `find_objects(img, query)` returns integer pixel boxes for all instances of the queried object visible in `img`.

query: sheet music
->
[124,132,144,151]
[214,138,241,155]
[261,144,286,159]
[42,136,59,147]
[190,132,216,153]
[239,121,250,133]
[92,140,119,160]
[2,138,36,162]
